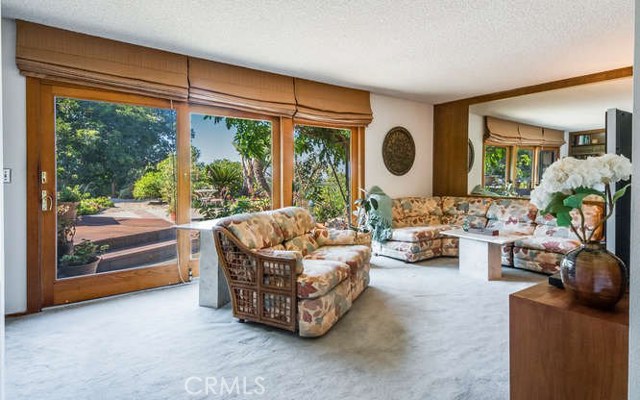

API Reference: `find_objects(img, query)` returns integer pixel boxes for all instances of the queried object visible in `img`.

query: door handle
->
[41,190,53,211]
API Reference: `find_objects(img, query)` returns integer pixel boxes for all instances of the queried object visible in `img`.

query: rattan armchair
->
[213,226,298,332]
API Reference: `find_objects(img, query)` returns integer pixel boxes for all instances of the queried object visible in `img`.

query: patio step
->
[96,238,198,273]
[92,228,177,251]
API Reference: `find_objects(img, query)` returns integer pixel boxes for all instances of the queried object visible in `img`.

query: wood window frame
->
[292,119,365,224]
[481,143,560,195]
[25,79,366,313]
[27,78,192,310]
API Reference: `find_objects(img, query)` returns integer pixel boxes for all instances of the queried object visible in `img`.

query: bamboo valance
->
[16,20,373,126]
[16,21,189,101]
[485,117,565,146]
[293,78,373,126]
[188,58,297,116]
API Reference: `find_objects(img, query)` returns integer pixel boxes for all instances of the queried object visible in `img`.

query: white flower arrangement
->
[530,154,632,244]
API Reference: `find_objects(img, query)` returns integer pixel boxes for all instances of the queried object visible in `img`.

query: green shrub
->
[59,240,108,266]
[58,185,89,202]
[77,196,114,216]
[133,171,164,200]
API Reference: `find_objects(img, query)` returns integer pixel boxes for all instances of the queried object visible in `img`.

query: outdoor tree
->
[56,98,176,197]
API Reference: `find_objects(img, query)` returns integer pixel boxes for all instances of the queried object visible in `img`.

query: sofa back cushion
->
[283,233,319,256]
[534,202,604,240]
[440,197,492,228]
[486,199,537,236]
[270,207,316,241]
[217,212,285,249]
[392,197,442,228]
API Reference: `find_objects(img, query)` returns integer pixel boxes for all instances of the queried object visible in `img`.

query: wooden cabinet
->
[510,283,628,400]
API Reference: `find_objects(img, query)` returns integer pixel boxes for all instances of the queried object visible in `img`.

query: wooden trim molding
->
[433,67,633,196]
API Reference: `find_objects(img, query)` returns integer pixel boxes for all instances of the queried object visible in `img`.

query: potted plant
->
[58,239,108,278]
[353,186,392,242]
[57,185,85,221]
[530,154,632,309]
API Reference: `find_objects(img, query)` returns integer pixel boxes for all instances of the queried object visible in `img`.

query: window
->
[482,144,559,197]
[514,148,534,196]
[483,145,509,193]
[55,97,177,278]
[293,124,351,227]
[189,112,274,259]
[537,149,558,185]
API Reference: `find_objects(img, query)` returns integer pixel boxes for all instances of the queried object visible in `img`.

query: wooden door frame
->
[26,79,192,311]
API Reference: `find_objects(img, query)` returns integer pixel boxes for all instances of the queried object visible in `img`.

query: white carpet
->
[5,256,544,400]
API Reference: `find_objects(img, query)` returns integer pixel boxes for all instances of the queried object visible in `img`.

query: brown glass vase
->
[560,242,627,309]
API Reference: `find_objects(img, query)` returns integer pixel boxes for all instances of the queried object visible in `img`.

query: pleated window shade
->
[542,128,566,146]
[485,117,521,145]
[518,124,543,146]
[485,117,565,147]
[293,78,373,126]
[16,21,189,101]
[188,57,297,116]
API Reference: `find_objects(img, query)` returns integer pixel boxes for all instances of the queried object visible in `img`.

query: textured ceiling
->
[469,77,633,131]
[1,0,634,103]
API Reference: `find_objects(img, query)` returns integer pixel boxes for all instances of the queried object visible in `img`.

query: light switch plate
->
[3,168,11,183]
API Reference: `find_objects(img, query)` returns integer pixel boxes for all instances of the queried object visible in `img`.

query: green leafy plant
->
[59,240,108,267]
[205,159,243,198]
[77,196,114,215]
[58,185,89,202]
[133,170,164,200]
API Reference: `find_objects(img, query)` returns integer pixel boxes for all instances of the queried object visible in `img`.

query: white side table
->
[176,220,230,308]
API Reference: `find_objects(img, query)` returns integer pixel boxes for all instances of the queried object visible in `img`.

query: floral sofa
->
[213,207,371,337]
[372,196,601,274]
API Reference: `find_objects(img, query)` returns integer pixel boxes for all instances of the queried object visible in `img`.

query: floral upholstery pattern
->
[305,245,371,273]
[514,237,580,254]
[217,206,370,336]
[390,225,450,242]
[441,237,458,257]
[535,202,604,240]
[373,240,442,262]
[297,260,350,299]
[351,263,370,301]
[485,219,536,236]
[442,214,487,228]
[392,197,443,228]
[270,207,316,241]
[218,212,285,249]
[486,199,537,223]
[314,228,372,246]
[513,247,564,274]
[284,233,319,256]
[298,278,352,337]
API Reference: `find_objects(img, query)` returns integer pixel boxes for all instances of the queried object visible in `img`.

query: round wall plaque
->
[382,126,415,176]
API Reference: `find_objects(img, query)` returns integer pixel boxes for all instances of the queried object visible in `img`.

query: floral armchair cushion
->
[314,228,372,246]
[270,207,316,241]
[284,233,319,256]
[297,260,350,299]
[217,212,285,249]
[534,202,604,240]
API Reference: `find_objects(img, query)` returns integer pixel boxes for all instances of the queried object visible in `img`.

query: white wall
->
[629,1,639,396]
[365,93,433,198]
[467,113,484,193]
[2,19,26,315]
[0,9,5,400]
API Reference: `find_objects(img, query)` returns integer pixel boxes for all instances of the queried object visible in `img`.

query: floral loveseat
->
[372,196,601,274]
[213,207,371,337]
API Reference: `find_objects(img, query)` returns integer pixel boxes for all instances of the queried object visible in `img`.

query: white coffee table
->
[441,229,522,281]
